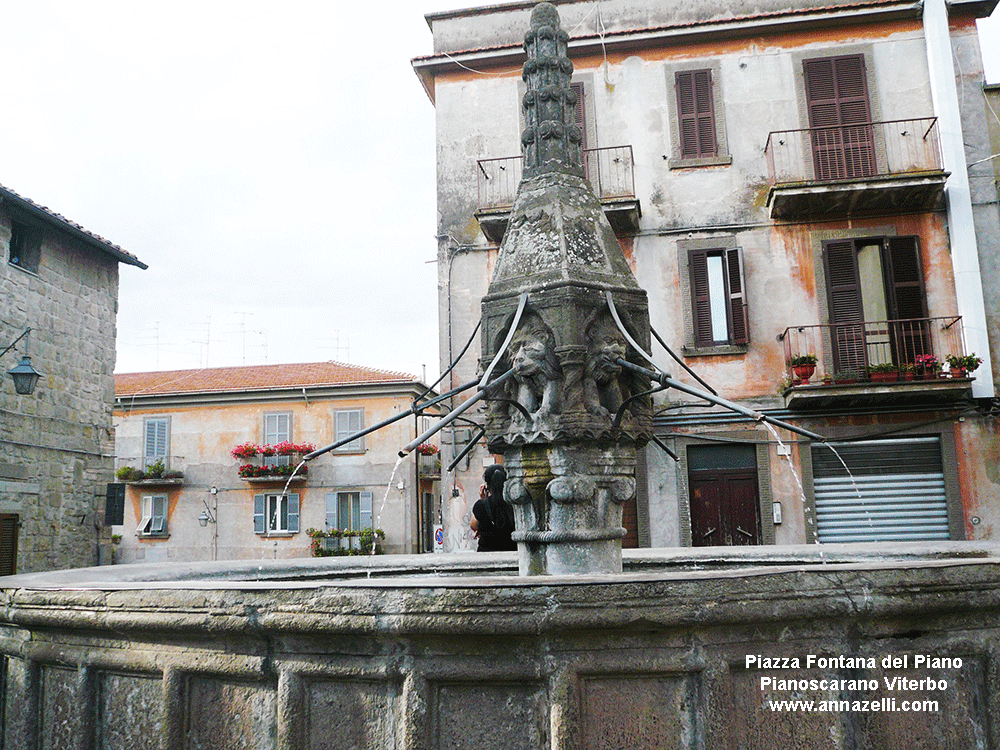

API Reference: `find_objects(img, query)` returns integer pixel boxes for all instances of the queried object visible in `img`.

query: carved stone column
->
[480,3,653,575]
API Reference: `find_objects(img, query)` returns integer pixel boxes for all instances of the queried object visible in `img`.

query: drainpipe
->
[923,0,995,398]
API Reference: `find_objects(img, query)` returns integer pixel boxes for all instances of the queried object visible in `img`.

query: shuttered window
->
[571,82,587,150]
[0,514,19,576]
[812,438,950,542]
[327,491,374,532]
[138,495,167,536]
[264,412,292,467]
[690,247,748,347]
[803,55,875,179]
[676,70,717,159]
[254,493,300,535]
[143,418,168,469]
[105,483,126,526]
[334,409,365,453]
[823,237,928,372]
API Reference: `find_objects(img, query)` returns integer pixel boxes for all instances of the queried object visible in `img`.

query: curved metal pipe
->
[398,369,516,457]
[480,293,528,385]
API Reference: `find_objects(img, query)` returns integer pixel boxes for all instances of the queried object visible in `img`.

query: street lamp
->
[2,328,42,395]
[198,488,218,527]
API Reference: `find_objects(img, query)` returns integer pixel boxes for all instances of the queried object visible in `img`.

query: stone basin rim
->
[2,540,998,592]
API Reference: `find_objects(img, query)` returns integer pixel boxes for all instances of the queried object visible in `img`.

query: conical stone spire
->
[480,3,653,576]
[520,2,584,179]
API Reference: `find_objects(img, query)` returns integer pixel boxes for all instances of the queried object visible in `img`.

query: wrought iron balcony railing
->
[765,118,943,185]
[477,145,636,210]
[781,316,965,384]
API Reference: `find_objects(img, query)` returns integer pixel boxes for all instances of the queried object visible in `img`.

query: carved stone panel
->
[432,680,547,750]
[579,673,700,750]
[98,672,163,749]
[41,665,82,750]
[185,677,277,749]
[305,679,396,749]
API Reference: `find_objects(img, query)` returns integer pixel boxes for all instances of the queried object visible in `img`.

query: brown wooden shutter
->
[0,515,19,577]
[690,248,714,346]
[726,247,748,345]
[885,236,930,361]
[676,70,716,159]
[824,239,866,372]
[885,237,927,320]
[571,82,587,150]
[804,55,874,179]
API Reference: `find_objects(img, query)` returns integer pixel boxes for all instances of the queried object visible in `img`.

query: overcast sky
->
[1,1,997,382]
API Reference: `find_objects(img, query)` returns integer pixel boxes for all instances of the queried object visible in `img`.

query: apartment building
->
[413,0,1000,550]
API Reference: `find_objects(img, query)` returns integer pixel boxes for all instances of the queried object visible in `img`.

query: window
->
[0,514,19,576]
[144,417,169,470]
[666,64,730,168]
[823,236,928,372]
[676,70,716,159]
[326,491,373,532]
[7,221,40,273]
[803,54,875,180]
[334,409,364,453]
[689,246,748,348]
[254,493,300,535]
[138,495,167,537]
[263,412,291,467]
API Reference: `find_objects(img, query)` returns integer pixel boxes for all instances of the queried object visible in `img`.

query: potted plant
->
[945,353,982,379]
[788,353,818,384]
[913,354,940,379]
[899,363,915,381]
[869,362,899,382]
[231,443,258,460]
[834,370,861,385]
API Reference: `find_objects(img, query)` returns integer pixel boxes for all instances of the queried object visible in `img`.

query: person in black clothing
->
[470,465,516,551]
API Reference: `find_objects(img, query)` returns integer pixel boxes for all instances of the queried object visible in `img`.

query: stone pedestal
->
[505,444,636,575]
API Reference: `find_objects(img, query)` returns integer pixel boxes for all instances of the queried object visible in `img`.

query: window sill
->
[683,344,749,357]
[7,261,40,277]
[137,533,170,541]
[668,154,732,170]
[260,532,298,538]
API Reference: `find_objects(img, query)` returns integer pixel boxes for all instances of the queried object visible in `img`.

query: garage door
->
[812,437,950,543]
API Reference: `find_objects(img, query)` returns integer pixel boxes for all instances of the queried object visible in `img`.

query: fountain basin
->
[2,543,999,748]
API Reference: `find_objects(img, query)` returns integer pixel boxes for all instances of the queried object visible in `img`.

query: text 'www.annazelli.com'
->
[767,698,940,713]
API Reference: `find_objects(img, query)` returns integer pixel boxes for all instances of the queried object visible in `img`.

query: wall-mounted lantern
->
[2,328,42,395]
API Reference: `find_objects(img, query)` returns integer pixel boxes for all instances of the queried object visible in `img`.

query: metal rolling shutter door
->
[812,437,949,542]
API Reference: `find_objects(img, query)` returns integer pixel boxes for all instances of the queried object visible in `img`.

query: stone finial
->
[520,2,584,179]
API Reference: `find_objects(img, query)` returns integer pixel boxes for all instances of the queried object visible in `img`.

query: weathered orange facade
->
[113,362,440,562]
[414,0,1000,550]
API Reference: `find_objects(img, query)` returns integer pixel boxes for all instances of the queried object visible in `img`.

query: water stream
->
[370,454,407,572]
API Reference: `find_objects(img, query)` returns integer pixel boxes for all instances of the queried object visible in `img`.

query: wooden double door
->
[688,444,761,547]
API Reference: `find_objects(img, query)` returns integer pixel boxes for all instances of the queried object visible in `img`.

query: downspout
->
[923,0,995,397]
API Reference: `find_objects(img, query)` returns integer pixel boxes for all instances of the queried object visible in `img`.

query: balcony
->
[764,118,947,220]
[780,316,972,409]
[475,145,641,242]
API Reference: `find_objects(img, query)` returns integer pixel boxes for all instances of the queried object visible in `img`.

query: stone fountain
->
[1,5,999,749]
[480,1,652,576]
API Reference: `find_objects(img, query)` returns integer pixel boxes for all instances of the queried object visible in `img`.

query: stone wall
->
[1,543,999,748]
[1,212,119,573]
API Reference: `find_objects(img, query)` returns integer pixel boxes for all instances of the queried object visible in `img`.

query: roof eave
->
[0,188,147,269]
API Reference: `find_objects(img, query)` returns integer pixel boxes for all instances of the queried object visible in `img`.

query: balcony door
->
[804,55,876,180]
[823,236,929,373]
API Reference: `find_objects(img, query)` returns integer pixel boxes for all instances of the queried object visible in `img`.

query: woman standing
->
[470,465,516,551]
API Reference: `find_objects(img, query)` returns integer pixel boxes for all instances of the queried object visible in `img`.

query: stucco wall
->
[113,389,427,561]
[0,212,120,573]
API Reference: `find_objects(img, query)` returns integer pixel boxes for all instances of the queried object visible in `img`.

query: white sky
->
[1,1,997,382]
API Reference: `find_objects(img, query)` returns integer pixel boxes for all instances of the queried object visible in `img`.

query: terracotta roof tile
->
[115,361,418,397]
[0,183,146,268]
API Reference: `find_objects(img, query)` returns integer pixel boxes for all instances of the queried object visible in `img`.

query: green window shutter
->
[360,491,373,530]
[254,494,266,534]
[287,494,300,534]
